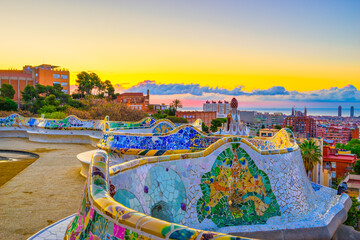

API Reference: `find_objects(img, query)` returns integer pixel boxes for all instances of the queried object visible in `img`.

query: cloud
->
[124,80,290,96]
[251,86,289,96]
[284,85,360,102]
[73,80,360,103]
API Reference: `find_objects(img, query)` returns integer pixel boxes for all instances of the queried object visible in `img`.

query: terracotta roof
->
[323,154,357,163]
[120,92,143,96]
[0,71,32,78]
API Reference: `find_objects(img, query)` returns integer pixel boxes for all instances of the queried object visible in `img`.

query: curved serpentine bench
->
[0,114,191,146]
[65,129,351,240]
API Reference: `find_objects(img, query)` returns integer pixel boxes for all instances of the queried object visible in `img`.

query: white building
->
[203,100,230,118]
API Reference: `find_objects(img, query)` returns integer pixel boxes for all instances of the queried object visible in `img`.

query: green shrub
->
[0,97,17,111]
[344,197,360,230]
[39,105,57,114]
[68,99,83,108]
[202,122,209,133]
[166,116,188,123]
[210,118,227,132]
[42,111,66,119]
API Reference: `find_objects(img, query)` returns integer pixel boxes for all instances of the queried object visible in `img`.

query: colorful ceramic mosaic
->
[65,127,350,240]
[0,113,26,127]
[151,122,174,135]
[109,117,156,130]
[247,128,296,150]
[37,115,103,130]
[98,126,221,153]
[0,113,350,239]
[65,151,251,240]
[197,143,281,227]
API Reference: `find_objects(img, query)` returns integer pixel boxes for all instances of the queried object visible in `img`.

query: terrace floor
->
[0,138,95,240]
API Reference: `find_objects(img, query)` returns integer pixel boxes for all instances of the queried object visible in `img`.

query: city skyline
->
[1,0,359,108]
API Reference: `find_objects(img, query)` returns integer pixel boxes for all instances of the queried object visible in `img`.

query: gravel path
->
[0,138,95,240]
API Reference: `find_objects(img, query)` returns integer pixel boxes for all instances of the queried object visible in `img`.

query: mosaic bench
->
[65,129,351,240]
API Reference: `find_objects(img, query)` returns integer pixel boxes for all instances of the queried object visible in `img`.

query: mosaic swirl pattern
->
[197,143,281,227]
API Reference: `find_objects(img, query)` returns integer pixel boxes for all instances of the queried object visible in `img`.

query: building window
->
[53,74,60,78]
[331,162,336,168]
[62,89,68,93]
[35,73,38,77]
[61,75,68,79]
[331,171,336,178]
[61,82,68,86]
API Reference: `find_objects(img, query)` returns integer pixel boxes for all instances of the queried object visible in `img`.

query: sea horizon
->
[180,107,358,117]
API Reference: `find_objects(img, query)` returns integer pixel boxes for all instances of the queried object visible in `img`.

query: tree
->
[344,197,360,230]
[44,94,60,106]
[210,118,227,132]
[75,72,93,97]
[164,107,176,116]
[21,85,37,104]
[285,125,294,131]
[75,72,108,97]
[0,97,17,111]
[261,124,265,129]
[104,80,115,99]
[274,125,282,130]
[170,99,183,110]
[202,122,209,133]
[331,177,343,190]
[0,83,15,99]
[335,139,360,158]
[300,139,321,177]
[354,161,360,175]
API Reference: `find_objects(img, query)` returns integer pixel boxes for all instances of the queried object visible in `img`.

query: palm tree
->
[300,139,321,178]
[170,99,183,110]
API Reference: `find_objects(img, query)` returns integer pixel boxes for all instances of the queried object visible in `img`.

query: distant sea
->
[181,107,358,117]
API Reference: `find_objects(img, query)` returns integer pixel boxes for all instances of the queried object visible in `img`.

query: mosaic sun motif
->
[152,122,174,135]
[197,143,281,227]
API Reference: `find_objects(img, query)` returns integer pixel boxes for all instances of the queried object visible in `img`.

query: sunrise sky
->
[0,0,359,108]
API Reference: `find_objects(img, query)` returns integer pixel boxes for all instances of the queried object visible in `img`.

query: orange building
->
[32,64,70,94]
[116,90,150,111]
[323,146,357,178]
[0,64,70,103]
[175,111,217,126]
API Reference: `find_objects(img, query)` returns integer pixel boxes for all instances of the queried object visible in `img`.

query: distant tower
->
[304,106,307,117]
[350,106,354,117]
[230,97,238,120]
[292,106,295,116]
[338,106,342,117]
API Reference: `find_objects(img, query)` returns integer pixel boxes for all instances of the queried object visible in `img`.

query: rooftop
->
[120,92,144,96]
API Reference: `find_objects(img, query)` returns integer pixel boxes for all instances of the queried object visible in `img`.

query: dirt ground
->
[0,138,95,240]
[0,158,37,187]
